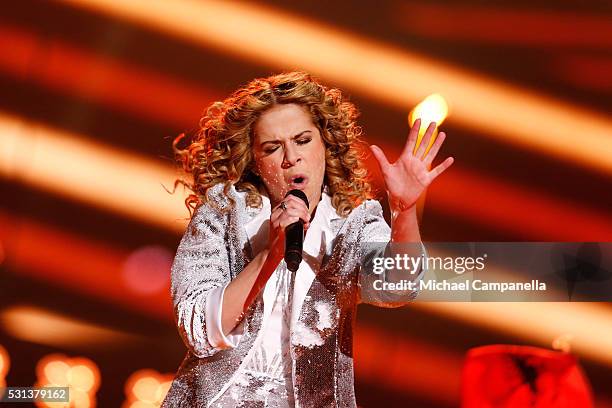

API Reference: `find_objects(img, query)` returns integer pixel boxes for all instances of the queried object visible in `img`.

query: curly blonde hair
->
[173,71,373,217]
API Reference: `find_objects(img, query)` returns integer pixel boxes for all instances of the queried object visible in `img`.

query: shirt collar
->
[243,187,341,254]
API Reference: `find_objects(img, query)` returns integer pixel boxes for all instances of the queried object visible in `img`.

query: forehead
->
[253,103,316,141]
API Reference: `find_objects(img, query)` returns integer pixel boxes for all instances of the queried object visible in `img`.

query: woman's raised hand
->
[370,119,454,213]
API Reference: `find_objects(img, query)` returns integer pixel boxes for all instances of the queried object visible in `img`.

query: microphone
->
[284,189,309,272]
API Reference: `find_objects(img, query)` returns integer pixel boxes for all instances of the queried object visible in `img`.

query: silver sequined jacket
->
[162,183,421,408]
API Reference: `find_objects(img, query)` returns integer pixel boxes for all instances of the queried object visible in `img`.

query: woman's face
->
[252,103,326,213]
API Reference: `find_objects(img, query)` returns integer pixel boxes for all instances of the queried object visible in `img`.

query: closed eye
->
[296,138,311,145]
[263,147,279,154]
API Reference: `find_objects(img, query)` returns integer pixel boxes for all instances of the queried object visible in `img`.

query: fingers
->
[374,120,444,170]
[272,195,309,213]
[270,195,311,231]
[424,131,446,167]
[415,121,436,159]
[401,118,421,157]
[283,194,311,217]
[369,145,390,173]
[271,207,308,229]
[429,156,454,181]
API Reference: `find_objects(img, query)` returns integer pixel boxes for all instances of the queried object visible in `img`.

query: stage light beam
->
[59,0,612,173]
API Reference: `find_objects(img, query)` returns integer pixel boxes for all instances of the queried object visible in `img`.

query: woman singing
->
[162,71,453,407]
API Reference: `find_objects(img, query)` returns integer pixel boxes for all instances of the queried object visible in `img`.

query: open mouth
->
[289,174,308,188]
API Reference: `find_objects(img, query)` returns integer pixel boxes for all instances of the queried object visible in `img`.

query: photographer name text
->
[373,279,547,293]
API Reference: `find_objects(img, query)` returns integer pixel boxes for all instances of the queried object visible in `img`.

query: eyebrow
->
[259,130,312,146]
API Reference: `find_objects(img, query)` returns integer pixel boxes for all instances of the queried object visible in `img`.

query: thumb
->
[369,145,390,172]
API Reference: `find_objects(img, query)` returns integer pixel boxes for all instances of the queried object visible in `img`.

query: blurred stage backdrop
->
[0,0,611,407]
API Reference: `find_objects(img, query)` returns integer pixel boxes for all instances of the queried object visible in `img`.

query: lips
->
[288,174,308,189]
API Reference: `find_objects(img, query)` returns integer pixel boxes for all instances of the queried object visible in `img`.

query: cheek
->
[256,158,283,185]
[314,146,326,174]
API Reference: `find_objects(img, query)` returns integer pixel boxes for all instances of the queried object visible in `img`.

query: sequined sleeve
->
[170,201,232,358]
[357,199,426,307]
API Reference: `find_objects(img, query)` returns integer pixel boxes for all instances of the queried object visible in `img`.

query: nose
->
[281,145,301,168]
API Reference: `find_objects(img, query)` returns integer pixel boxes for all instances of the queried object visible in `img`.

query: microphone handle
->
[285,219,304,272]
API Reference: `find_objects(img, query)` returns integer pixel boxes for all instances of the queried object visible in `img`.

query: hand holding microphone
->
[283,190,309,272]
[269,190,310,272]
[243,190,310,322]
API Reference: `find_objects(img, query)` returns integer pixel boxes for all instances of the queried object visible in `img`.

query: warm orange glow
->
[367,142,612,241]
[124,401,157,408]
[425,165,612,240]
[354,301,612,406]
[43,360,70,386]
[0,241,5,265]
[355,323,462,405]
[0,344,9,388]
[0,211,173,318]
[409,93,449,154]
[357,312,612,407]
[356,303,612,403]
[124,369,174,407]
[69,364,97,392]
[0,112,189,233]
[0,137,608,338]
[35,386,92,408]
[1,305,145,348]
[122,401,159,408]
[35,354,100,408]
[2,111,609,243]
[394,3,612,48]
[134,378,159,402]
[60,0,612,174]
[555,55,612,91]
[413,302,612,368]
[0,24,218,127]
[410,93,449,129]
